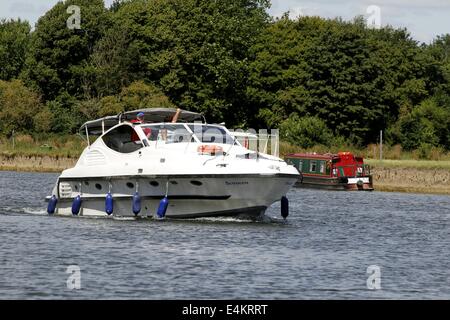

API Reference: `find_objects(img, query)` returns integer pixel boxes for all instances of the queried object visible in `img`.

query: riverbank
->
[1,154,449,195]
[0,155,76,173]
[365,159,450,194]
[370,166,450,195]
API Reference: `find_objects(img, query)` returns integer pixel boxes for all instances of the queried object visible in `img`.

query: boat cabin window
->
[298,160,303,172]
[188,124,237,145]
[102,125,143,153]
[310,161,317,173]
[320,161,325,174]
[141,124,193,144]
[357,166,363,175]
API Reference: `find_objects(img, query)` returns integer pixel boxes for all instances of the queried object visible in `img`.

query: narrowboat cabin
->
[285,152,374,191]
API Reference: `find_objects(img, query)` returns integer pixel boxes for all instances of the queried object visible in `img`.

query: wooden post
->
[380,130,383,161]
[12,129,15,149]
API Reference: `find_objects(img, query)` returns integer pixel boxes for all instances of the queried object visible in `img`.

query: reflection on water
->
[0,171,449,299]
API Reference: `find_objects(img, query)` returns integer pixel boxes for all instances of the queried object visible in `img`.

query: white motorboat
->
[46,108,300,219]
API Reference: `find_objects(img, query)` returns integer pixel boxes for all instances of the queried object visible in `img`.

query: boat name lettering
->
[225,181,249,185]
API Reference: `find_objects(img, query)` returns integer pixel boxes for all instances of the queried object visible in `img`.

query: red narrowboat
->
[285,152,374,191]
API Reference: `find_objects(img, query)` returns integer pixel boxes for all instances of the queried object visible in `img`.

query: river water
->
[0,170,449,299]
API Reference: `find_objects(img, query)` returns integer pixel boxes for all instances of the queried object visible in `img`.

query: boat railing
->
[230,131,280,157]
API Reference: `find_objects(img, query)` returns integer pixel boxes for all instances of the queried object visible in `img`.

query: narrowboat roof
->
[285,153,339,160]
[286,152,365,161]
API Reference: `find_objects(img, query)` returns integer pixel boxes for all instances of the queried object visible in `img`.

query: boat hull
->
[49,174,298,218]
[295,175,374,191]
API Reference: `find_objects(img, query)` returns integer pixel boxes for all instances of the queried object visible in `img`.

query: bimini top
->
[80,108,205,136]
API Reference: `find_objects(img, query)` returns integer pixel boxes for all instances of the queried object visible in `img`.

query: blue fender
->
[132,192,141,216]
[157,197,169,219]
[47,195,58,215]
[72,195,82,216]
[105,192,113,215]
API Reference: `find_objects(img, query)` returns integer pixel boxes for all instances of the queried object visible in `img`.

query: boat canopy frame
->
[79,108,206,144]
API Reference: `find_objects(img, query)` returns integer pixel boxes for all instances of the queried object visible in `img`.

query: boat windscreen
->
[141,124,194,143]
[187,124,237,145]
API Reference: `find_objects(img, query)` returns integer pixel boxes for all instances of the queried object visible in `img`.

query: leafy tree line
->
[0,0,449,152]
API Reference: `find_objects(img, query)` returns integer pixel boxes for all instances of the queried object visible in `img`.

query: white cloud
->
[269,0,450,42]
[288,6,305,19]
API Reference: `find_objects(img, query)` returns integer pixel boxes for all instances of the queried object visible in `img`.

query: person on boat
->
[131,112,145,124]
[171,108,181,123]
[130,112,151,142]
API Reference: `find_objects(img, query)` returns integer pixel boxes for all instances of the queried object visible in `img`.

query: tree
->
[248,15,441,145]
[21,0,107,101]
[46,99,79,134]
[83,24,138,98]
[0,19,31,80]
[111,0,270,126]
[34,105,54,133]
[0,80,42,134]
[388,97,450,150]
[97,81,176,117]
[280,114,334,148]
[425,34,450,95]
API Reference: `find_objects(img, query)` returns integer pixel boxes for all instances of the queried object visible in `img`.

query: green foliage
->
[97,81,176,117]
[0,19,31,80]
[33,105,53,133]
[74,98,102,125]
[248,16,444,145]
[111,0,270,125]
[84,24,136,97]
[388,97,450,150]
[21,0,107,101]
[426,34,450,93]
[120,81,175,111]
[98,96,123,117]
[0,80,42,134]
[280,114,334,148]
[46,98,79,134]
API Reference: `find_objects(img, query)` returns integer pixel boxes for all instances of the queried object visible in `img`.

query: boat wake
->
[181,216,257,223]
[22,207,48,215]
[5,208,288,225]
[171,214,287,224]
[0,206,47,216]
[112,216,139,221]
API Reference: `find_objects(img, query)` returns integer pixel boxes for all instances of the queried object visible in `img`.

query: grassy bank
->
[0,134,85,159]
[0,155,76,173]
[366,159,450,170]
[0,134,82,172]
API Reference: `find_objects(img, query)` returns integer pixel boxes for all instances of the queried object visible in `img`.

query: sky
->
[1,0,449,43]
